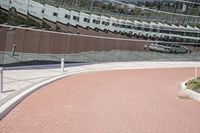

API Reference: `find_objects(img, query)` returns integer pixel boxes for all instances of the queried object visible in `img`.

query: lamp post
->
[61,58,65,72]
[196,7,200,25]
[195,65,198,80]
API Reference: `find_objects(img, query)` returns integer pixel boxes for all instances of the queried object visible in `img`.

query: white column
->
[0,67,3,93]
[61,58,65,72]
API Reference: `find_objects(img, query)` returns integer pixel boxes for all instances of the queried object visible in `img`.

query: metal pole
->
[90,0,95,13]
[195,65,198,80]
[75,0,79,9]
[61,58,65,72]
[0,67,3,93]
[196,7,200,25]
[11,44,16,56]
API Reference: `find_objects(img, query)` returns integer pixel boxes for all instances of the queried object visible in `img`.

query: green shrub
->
[186,77,200,91]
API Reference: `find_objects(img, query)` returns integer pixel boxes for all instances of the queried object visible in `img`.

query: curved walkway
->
[0,68,200,133]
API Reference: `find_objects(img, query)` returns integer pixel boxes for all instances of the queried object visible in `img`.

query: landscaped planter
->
[181,78,200,102]
[186,77,200,93]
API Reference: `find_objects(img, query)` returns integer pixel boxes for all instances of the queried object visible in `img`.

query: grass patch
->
[7,13,41,27]
[0,10,8,24]
[186,77,200,93]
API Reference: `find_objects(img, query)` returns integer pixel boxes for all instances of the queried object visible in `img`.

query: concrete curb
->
[181,80,200,102]
[0,68,100,120]
[0,73,65,120]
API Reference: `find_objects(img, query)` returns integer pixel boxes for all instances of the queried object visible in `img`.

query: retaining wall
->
[0,26,151,54]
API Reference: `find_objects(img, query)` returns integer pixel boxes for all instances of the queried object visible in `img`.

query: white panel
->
[44,4,58,23]
[28,0,44,20]
[100,15,110,31]
[0,0,10,11]
[109,17,119,32]
[79,12,90,28]
[11,0,28,15]
[89,14,101,30]
[57,7,71,25]
[70,10,80,26]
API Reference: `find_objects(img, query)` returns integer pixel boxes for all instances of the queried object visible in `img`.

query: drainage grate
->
[177,95,191,100]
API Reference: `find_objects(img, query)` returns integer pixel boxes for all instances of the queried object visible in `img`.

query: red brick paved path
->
[1,68,200,133]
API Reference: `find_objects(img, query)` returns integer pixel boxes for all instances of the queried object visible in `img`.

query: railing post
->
[61,58,64,72]
[0,67,3,93]
[11,44,16,56]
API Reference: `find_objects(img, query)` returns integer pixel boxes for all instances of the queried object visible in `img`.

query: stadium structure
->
[1,1,200,132]
[0,0,200,66]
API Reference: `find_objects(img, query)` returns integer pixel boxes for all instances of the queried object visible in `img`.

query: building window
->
[152,28,157,32]
[112,23,116,26]
[93,19,100,24]
[65,14,70,19]
[137,27,142,30]
[144,28,150,32]
[120,25,126,28]
[73,16,79,21]
[53,12,58,17]
[127,25,132,29]
[84,18,90,23]
[102,21,109,26]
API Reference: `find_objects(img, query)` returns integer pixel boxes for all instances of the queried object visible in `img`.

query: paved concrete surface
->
[0,68,200,133]
[1,62,200,102]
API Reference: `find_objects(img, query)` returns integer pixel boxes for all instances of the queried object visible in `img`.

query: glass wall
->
[0,25,200,67]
